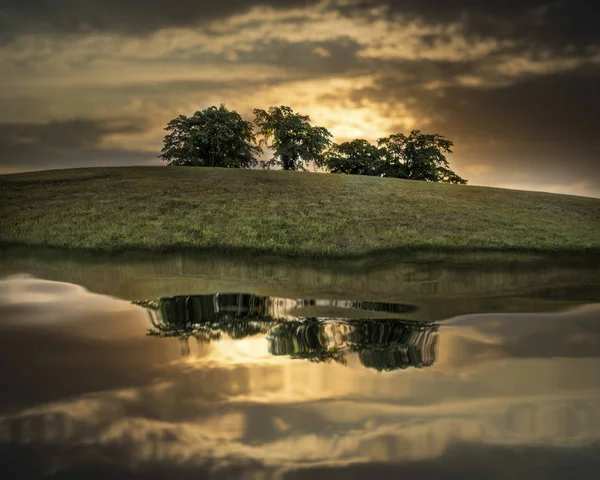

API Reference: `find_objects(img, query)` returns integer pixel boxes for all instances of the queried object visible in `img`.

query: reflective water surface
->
[0,251,599,479]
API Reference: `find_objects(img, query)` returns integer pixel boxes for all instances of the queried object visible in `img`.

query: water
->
[0,250,599,479]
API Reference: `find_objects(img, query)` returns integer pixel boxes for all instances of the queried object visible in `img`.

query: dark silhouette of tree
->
[378,130,467,184]
[346,319,438,371]
[138,293,282,350]
[268,319,438,371]
[138,293,437,371]
[267,319,348,365]
[323,131,467,184]
[324,139,385,176]
[159,105,261,168]
[253,106,333,171]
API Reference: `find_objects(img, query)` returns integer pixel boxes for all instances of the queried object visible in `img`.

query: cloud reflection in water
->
[0,276,599,478]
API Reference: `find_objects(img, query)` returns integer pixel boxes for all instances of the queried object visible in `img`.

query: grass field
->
[1,167,599,257]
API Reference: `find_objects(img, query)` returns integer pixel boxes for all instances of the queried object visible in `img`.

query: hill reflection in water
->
[136,293,437,371]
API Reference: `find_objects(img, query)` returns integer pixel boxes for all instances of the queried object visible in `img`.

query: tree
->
[378,130,467,184]
[159,105,261,168]
[253,105,333,171]
[324,139,386,176]
[324,131,466,184]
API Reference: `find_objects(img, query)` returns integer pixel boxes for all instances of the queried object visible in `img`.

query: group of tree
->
[160,104,467,184]
[139,293,439,371]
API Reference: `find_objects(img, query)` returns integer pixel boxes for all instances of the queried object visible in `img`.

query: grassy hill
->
[1,167,599,257]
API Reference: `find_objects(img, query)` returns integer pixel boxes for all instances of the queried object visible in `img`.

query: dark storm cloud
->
[438,73,600,190]
[345,63,600,190]
[430,68,600,187]
[155,37,362,77]
[0,118,155,170]
[0,0,320,42]
[3,0,596,50]
[0,118,146,150]
[0,0,598,196]
[354,61,600,142]
[350,58,478,95]
[236,37,361,74]
[339,0,598,50]
[435,69,600,147]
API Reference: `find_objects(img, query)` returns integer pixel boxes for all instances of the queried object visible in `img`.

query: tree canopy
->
[159,105,261,168]
[325,132,466,184]
[378,130,467,184]
[324,139,385,176]
[253,106,333,171]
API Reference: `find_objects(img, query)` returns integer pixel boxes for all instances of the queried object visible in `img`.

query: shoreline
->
[2,243,600,269]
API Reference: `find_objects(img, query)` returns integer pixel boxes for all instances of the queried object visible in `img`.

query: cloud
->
[0,0,322,42]
[1,277,600,476]
[339,0,599,50]
[341,65,600,194]
[0,118,158,171]
[0,118,146,149]
[4,0,594,54]
[0,1,598,197]
[235,37,361,74]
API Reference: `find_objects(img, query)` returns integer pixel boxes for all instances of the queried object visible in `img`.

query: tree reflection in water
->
[136,294,437,371]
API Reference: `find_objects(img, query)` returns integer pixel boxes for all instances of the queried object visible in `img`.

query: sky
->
[0,0,599,198]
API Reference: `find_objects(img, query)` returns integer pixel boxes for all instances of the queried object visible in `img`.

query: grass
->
[1,166,599,258]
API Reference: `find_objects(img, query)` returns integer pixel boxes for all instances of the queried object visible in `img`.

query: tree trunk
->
[282,155,293,170]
